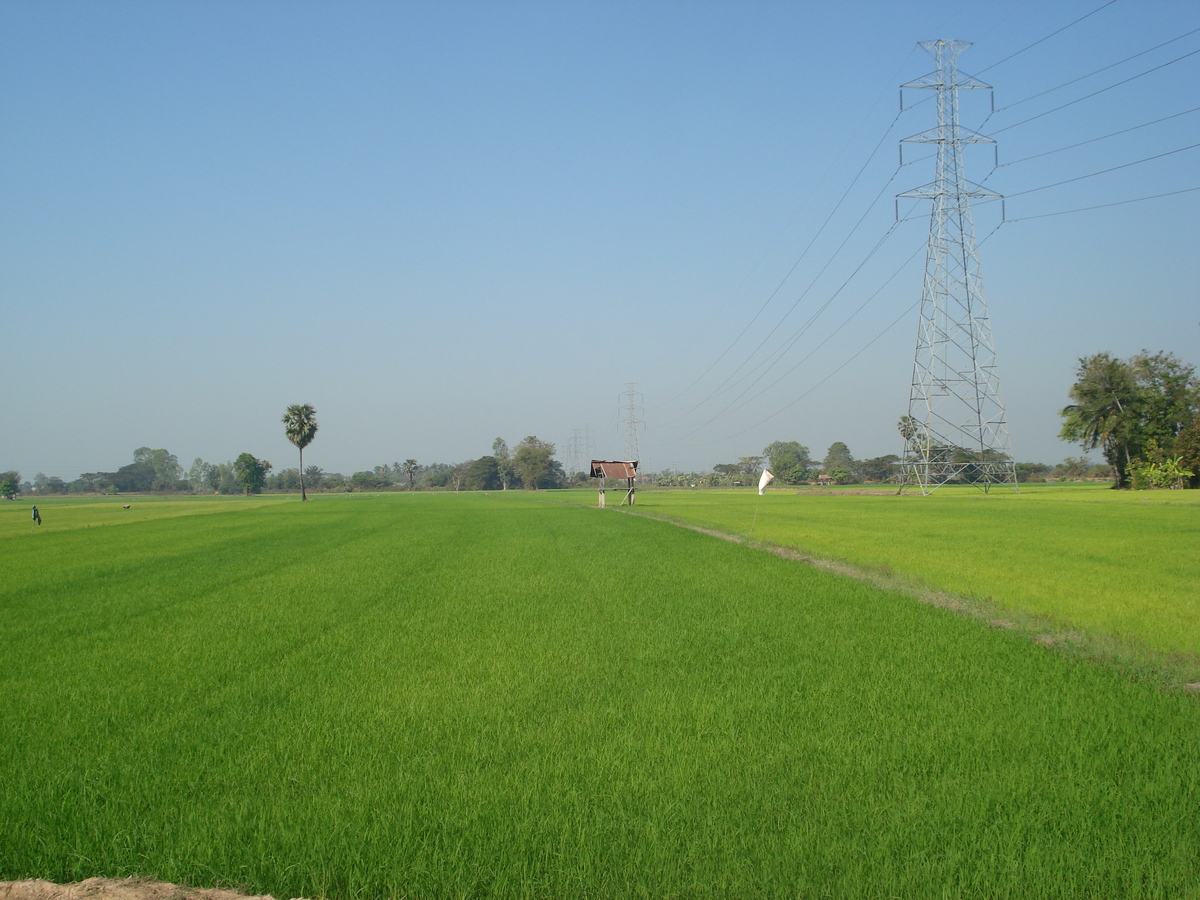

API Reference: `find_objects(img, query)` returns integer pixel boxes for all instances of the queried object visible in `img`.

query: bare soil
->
[0,880,305,900]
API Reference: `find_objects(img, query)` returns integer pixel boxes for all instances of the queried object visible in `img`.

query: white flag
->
[758,469,774,495]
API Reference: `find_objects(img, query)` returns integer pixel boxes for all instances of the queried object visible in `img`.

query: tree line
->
[2,436,568,499]
[7,356,1196,499]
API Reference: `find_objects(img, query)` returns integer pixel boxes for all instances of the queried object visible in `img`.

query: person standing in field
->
[32,505,41,526]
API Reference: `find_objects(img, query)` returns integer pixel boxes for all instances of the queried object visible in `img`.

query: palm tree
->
[403,459,419,491]
[1059,354,1140,487]
[282,404,319,500]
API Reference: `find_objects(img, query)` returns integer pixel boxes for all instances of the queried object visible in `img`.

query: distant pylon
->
[896,40,1016,494]
[583,425,595,466]
[622,383,643,462]
[566,429,582,477]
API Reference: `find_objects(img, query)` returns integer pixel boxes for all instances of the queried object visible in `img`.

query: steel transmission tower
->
[622,383,643,462]
[583,425,595,467]
[897,40,1016,494]
[566,429,582,477]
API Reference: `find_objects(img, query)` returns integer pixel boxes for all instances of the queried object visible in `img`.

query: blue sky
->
[3,0,1198,479]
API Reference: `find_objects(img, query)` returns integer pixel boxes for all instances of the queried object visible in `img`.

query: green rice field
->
[2,490,1199,899]
[618,483,1200,660]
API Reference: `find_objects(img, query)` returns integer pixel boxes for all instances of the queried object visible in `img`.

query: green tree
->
[711,463,740,484]
[0,471,20,500]
[897,416,922,453]
[304,465,326,491]
[71,472,113,493]
[512,436,557,490]
[34,473,69,494]
[858,455,899,483]
[403,459,419,491]
[1014,462,1052,483]
[449,461,471,492]
[270,468,302,491]
[1128,439,1192,490]
[233,453,271,495]
[1059,353,1141,487]
[1059,352,1199,488]
[350,471,389,491]
[282,404,319,501]
[109,461,157,493]
[1053,456,1092,481]
[738,456,765,477]
[213,462,239,494]
[187,458,217,493]
[762,441,812,484]
[422,465,455,488]
[823,442,858,483]
[492,438,512,490]
[134,447,183,490]
[1131,352,1200,448]
[464,456,502,491]
[1174,416,1200,488]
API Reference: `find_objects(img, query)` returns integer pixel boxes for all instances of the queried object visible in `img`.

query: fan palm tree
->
[1059,354,1140,487]
[282,404,319,500]
[403,459,419,491]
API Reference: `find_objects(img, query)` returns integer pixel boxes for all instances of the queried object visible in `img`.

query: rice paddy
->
[2,490,1198,899]
[621,483,1200,659]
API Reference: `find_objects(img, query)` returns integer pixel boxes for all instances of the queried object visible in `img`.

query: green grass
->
[2,492,1199,899]
[615,483,1200,660]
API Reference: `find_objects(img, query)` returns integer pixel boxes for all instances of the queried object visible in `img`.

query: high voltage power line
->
[986,26,1200,115]
[989,47,1200,135]
[1004,185,1200,221]
[655,11,1196,453]
[974,0,1119,76]
[997,106,1200,166]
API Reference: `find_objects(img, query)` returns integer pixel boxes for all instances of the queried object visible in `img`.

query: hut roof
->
[590,460,639,479]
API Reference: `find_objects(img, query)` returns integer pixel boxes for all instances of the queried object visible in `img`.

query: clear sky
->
[3,0,1198,479]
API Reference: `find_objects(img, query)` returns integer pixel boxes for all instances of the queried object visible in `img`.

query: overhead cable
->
[998,106,1200,166]
[660,134,906,425]
[993,26,1200,113]
[990,47,1200,135]
[975,0,1119,76]
[693,299,920,446]
[1005,186,1200,221]
[994,142,1200,199]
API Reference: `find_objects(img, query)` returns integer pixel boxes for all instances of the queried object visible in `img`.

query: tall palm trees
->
[282,404,318,500]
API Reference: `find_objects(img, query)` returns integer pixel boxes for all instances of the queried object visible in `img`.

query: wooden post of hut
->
[590,460,639,508]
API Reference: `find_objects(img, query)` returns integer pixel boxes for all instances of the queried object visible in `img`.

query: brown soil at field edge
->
[0,880,307,900]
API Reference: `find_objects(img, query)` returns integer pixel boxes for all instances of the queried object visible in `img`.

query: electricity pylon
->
[566,429,582,477]
[897,40,1016,494]
[622,383,643,462]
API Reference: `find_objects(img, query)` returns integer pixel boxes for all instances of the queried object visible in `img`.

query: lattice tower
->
[897,40,1017,494]
[622,383,643,462]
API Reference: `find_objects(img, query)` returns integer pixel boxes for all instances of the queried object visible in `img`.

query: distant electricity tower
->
[566,425,595,477]
[622,383,643,462]
[897,40,1017,494]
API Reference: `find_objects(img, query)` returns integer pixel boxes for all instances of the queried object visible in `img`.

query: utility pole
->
[622,383,643,463]
[896,40,1016,494]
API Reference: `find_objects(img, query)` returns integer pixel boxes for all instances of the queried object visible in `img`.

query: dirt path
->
[0,880,304,900]
[620,505,1200,692]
